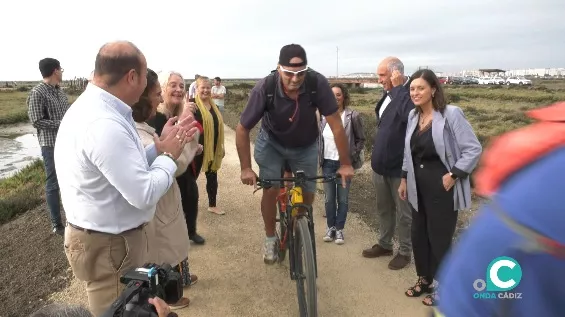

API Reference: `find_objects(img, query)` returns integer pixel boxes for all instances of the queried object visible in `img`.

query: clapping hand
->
[154,124,198,160]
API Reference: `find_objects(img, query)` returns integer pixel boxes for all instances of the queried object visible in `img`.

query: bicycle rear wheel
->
[294,217,318,317]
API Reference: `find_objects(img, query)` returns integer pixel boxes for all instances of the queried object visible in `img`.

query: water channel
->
[0,124,42,179]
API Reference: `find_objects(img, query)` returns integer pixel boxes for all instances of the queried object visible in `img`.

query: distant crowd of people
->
[25,41,564,317]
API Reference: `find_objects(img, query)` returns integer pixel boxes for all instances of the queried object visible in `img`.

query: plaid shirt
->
[27,82,70,147]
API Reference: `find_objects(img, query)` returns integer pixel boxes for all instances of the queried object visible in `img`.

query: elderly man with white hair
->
[362,57,415,270]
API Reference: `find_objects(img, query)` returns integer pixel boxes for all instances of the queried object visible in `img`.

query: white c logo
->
[489,259,516,289]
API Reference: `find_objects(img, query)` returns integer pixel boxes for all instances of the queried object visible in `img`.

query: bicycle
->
[254,170,339,317]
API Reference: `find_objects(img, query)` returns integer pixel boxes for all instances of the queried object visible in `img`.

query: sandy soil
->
[0,123,36,136]
[47,125,433,317]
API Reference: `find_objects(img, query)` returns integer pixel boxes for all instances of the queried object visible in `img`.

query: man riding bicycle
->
[235,44,354,264]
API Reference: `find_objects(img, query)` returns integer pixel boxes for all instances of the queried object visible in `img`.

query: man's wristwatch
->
[449,172,457,180]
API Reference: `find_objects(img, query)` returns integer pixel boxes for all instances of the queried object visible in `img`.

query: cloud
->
[0,0,563,80]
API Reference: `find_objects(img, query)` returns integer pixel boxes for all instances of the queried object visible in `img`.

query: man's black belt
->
[67,222,145,235]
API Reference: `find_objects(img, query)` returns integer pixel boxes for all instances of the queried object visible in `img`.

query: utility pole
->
[336,46,339,78]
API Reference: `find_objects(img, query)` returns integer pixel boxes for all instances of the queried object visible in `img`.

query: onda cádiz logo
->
[473,256,523,300]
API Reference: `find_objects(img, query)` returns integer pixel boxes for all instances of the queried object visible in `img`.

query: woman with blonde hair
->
[132,69,201,309]
[186,76,225,216]
[148,71,207,245]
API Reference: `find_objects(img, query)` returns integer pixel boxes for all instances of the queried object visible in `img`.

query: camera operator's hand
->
[148,297,177,317]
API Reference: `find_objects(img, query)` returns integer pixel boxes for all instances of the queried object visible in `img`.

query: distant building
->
[504,68,565,77]
[341,72,376,78]
[457,68,564,77]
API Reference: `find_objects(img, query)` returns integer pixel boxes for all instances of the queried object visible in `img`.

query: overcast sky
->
[1,0,563,80]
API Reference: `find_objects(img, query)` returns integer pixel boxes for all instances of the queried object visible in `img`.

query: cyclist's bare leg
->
[261,187,279,237]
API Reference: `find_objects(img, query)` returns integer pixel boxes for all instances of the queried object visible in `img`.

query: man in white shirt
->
[188,74,199,99]
[54,41,198,317]
[211,76,226,113]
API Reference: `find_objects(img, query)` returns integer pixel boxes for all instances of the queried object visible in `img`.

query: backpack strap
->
[264,69,319,112]
[490,198,565,258]
[264,70,277,112]
[305,69,318,108]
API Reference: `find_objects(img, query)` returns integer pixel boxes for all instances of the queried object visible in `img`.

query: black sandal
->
[405,277,433,297]
[422,290,439,306]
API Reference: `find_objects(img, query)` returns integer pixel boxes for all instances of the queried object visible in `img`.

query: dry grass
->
[0,89,79,125]
[0,159,45,224]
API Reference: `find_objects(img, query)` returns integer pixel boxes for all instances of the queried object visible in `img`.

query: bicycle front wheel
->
[294,217,318,317]
[276,199,288,262]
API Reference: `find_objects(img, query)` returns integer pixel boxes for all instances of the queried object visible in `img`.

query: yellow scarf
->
[195,95,224,172]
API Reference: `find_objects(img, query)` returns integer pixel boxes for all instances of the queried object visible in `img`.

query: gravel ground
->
[47,125,433,317]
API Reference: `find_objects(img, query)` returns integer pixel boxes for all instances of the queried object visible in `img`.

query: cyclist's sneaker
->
[263,236,278,264]
[335,229,345,245]
[323,227,336,242]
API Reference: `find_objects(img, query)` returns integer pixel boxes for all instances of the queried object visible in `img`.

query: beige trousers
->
[64,224,148,317]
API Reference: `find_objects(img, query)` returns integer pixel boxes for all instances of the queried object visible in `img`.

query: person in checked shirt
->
[27,58,70,235]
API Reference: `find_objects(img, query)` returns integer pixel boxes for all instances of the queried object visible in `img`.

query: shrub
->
[0,160,45,224]
[16,86,30,92]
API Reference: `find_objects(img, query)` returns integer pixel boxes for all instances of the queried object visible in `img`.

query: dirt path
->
[49,125,433,317]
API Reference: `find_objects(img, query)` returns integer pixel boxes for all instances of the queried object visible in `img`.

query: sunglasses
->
[279,65,308,78]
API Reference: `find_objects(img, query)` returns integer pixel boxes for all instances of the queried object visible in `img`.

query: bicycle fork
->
[308,207,318,279]
[288,211,298,281]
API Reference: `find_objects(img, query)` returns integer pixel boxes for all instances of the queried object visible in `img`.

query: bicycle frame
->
[279,185,318,280]
[256,171,338,279]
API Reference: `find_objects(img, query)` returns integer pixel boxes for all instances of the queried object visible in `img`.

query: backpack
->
[349,111,365,170]
[263,68,319,112]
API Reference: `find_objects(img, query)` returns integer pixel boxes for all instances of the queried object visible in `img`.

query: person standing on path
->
[211,77,226,114]
[27,57,70,235]
[320,83,365,245]
[132,68,201,310]
[148,71,207,244]
[192,76,226,215]
[54,41,198,316]
[236,44,355,264]
[362,56,415,270]
[398,69,482,306]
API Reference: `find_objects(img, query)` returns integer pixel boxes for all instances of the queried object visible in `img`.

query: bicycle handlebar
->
[253,172,342,193]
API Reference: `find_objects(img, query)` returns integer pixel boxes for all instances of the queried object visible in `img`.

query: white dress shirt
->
[378,95,392,118]
[322,111,346,160]
[54,84,177,234]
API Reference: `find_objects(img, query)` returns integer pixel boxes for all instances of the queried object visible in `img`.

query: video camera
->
[102,263,183,317]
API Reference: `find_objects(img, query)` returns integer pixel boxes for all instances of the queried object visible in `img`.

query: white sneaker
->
[263,237,278,264]
[335,230,344,245]
[323,227,336,242]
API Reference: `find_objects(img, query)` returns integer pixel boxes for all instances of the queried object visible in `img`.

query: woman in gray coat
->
[398,69,482,307]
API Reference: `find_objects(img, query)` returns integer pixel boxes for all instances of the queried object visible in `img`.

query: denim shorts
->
[254,128,318,193]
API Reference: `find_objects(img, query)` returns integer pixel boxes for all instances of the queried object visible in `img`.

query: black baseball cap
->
[278,44,307,67]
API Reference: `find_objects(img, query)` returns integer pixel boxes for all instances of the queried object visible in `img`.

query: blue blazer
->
[402,105,482,211]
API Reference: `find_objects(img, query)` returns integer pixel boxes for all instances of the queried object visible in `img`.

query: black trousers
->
[205,163,218,207]
[177,169,199,237]
[411,178,458,281]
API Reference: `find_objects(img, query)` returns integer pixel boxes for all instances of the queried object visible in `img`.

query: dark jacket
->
[318,108,366,169]
[370,84,415,177]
